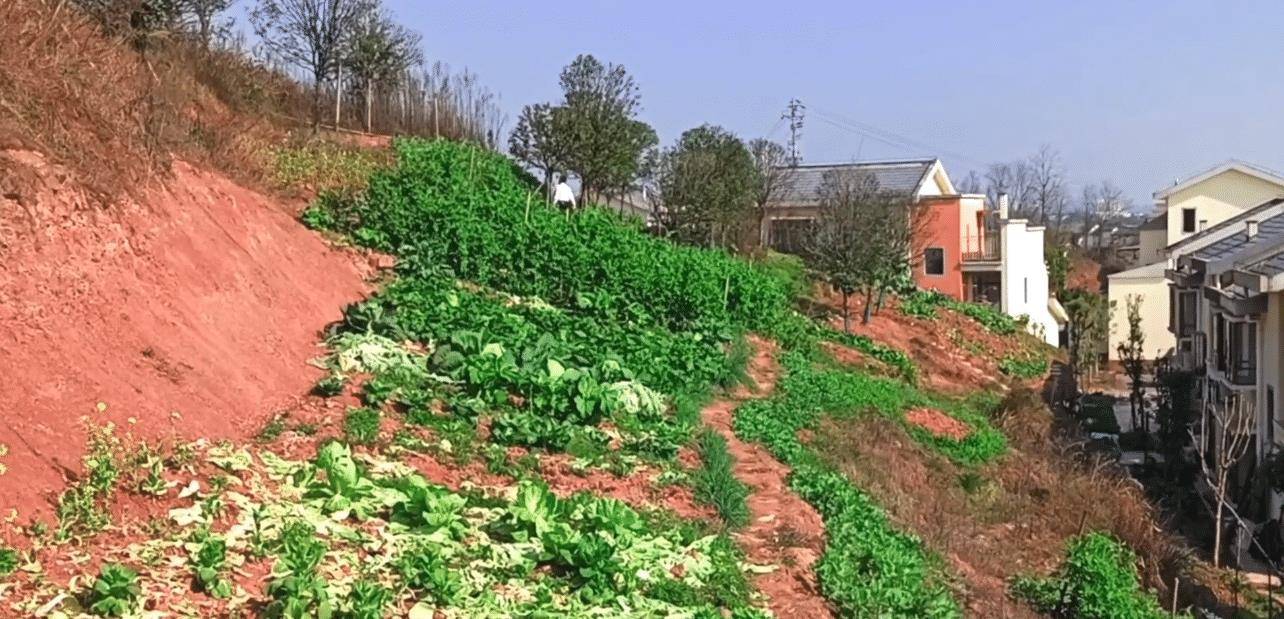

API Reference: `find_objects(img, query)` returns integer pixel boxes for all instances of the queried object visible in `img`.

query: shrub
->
[999,354,1049,379]
[692,429,750,528]
[344,408,382,445]
[1080,394,1120,434]
[1011,532,1171,618]
[0,546,17,578]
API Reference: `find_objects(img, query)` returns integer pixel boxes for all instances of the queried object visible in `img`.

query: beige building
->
[1168,200,1284,520]
[1108,161,1284,359]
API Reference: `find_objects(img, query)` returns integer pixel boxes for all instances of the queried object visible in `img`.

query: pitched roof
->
[1153,159,1284,200]
[1108,261,1168,280]
[1168,197,1284,254]
[1190,212,1284,264]
[773,158,940,206]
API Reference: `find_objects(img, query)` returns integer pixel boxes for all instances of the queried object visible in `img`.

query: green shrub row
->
[901,290,1019,335]
[734,350,961,617]
[819,328,918,383]
[1011,532,1174,618]
[693,429,751,528]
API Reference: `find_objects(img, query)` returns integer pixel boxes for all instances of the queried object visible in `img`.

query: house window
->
[1178,291,1197,337]
[1228,320,1257,385]
[1182,208,1197,233]
[924,248,945,276]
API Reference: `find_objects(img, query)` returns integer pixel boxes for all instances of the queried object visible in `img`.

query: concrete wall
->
[1107,273,1174,359]
[1164,169,1284,245]
[1000,220,1059,346]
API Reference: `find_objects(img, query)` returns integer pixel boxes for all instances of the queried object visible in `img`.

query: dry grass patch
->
[808,386,1231,617]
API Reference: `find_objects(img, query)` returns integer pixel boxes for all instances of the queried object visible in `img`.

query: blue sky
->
[286,0,1284,210]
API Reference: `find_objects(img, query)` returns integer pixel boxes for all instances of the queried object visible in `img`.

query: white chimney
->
[998,193,1010,220]
[1247,220,1259,239]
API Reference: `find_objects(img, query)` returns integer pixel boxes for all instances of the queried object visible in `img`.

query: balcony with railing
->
[1213,320,1257,386]
[961,233,1000,263]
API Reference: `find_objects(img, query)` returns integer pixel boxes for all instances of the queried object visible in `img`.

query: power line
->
[763,116,786,141]
[809,106,989,169]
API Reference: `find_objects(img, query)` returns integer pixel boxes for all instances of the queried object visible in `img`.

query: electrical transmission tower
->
[783,98,805,165]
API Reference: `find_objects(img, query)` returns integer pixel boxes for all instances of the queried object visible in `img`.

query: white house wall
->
[1000,220,1059,345]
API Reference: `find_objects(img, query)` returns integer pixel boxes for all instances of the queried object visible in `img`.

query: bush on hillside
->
[1011,532,1173,618]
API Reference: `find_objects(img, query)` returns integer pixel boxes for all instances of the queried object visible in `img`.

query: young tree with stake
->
[343,4,421,133]
[1192,395,1255,567]
[1116,295,1148,433]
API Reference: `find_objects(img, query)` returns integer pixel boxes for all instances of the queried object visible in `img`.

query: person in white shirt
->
[553,175,576,211]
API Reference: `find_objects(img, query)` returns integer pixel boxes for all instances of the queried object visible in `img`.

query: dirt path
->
[701,336,834,618]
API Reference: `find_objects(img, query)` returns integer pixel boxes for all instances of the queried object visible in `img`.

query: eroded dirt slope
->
[0,150,371,519]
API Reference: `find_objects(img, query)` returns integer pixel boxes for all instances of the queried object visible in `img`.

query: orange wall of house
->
[915,198,965,299]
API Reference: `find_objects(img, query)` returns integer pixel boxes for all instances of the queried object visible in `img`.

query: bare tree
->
[954,170,984,195]
[1081,180,1132,250]
[251,0,370,127]
[344,4,421,132]
[1027,145,1069,228]
[1191,395,1255,567]
[748,138,795,249]
[178,0,232,48]
[985,160,1034,218]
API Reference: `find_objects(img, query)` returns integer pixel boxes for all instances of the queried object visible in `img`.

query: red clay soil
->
[705,336,833,618]
[538,454,715,522]
[905,408,972,441]
[816,288,1034,394]
[0,150,373,522]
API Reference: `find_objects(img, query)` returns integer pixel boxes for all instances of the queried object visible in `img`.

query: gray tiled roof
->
[772,159,936,206]
[1248,251,1284,277]
[1191,211,1284,263]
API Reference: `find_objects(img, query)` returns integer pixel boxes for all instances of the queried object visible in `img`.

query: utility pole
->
[783,98,805,165]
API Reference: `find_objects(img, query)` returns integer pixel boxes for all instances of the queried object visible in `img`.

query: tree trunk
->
[841,290,851,334]
[365,82,374,133]
[862,288,875,325]
[757,208,770,249]
[312,78,323,132]
[875,286,887,313]
[333,66,342,130]
[1213,480,1225,568]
